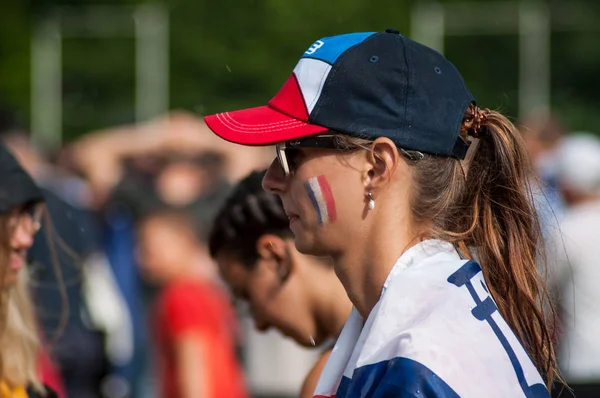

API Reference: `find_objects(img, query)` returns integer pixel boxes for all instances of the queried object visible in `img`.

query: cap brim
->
[204,105,329,146]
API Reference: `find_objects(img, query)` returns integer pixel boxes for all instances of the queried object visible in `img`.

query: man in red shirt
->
[137,210,248,398]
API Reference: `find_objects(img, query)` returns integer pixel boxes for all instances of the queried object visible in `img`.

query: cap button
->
[385,28,400,35]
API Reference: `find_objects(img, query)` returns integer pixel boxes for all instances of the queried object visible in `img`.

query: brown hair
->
[0,210,43,392]
[337,103,560,387]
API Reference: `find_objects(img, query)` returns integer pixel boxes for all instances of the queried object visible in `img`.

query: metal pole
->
[410,2,445,54]
[31,18,62,152]
[519,1,551,117]
[134,4,169,123]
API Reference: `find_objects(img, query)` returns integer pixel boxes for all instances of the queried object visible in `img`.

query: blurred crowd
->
[0,102,599,398]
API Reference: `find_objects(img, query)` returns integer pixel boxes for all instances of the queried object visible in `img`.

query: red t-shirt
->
[154,279,248,398]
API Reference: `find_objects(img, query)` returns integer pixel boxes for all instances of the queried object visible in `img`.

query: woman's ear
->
[365,137,400,191]
[256,235,291,279]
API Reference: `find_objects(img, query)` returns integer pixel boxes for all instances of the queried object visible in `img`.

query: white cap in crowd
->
[555,132,600,194]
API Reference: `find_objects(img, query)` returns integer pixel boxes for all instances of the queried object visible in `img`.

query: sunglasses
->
[276,135,340,177]
[275,134,425,177]
[9,202,44,233]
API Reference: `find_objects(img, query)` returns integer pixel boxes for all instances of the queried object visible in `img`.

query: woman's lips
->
[10,251,24,270]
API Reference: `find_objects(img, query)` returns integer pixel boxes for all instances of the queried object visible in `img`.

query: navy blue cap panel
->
[405,39,474,156]
[0,144,44,213]
[310,32,411,143]
[308,30,474,158]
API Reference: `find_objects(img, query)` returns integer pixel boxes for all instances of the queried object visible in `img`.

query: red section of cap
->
[204,73,327,146]
[269,73,309,121]
[204,105,328,146]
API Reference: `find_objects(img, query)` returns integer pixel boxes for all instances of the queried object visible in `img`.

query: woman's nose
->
[262,158,287,194]
[11,216,35,249]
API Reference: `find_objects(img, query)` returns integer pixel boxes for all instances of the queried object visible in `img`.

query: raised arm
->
[67,110,272,202]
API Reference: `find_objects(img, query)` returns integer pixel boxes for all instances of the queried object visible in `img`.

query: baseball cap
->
[204,29,475,159]
[0,143,44,213]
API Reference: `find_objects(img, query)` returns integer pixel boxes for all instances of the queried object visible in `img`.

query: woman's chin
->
[293,233,335,258]
[1,270,18,287]
[293,236,317,256]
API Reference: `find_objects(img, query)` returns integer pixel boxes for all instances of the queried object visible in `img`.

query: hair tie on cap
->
[468,106,489,139]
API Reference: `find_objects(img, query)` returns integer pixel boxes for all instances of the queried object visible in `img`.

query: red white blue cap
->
[205,29,475,159]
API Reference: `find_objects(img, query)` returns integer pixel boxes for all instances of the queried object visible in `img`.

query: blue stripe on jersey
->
[336,357,460,398]
[448,261,550,398]
[301,32,376,65]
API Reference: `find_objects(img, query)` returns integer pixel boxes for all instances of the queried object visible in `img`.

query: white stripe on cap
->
[293,58,332,115]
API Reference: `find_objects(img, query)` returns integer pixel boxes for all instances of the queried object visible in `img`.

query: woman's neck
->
[311,264,352,341]
[332,209,419,320]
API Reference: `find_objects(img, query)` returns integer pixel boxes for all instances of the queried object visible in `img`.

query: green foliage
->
[0,1,32,123]
[168,0,412,115]
[0,0,599,143]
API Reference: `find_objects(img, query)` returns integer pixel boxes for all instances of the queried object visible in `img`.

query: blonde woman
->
[0,144,59,398]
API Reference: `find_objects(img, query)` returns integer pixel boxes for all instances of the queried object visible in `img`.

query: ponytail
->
[409,104,559,386]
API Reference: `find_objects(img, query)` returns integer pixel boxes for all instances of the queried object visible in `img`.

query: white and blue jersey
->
[313,240,550,398]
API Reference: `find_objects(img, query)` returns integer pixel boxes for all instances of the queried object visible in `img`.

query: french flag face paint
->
[304,176,337,225]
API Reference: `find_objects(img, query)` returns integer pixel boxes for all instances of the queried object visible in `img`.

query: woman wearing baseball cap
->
[204,30,559,397]
[0,144,60,397]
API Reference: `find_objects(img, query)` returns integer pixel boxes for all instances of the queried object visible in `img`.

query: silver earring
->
[367,192,375,210]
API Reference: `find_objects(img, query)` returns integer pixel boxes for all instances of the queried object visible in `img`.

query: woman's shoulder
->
[299,348,333,398]
[388,240,464,281]
[379,256,490,338]
[362,259,548,396]
[386,248,468,300]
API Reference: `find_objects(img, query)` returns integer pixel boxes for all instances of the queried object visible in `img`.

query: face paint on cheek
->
[304,175,337,225]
